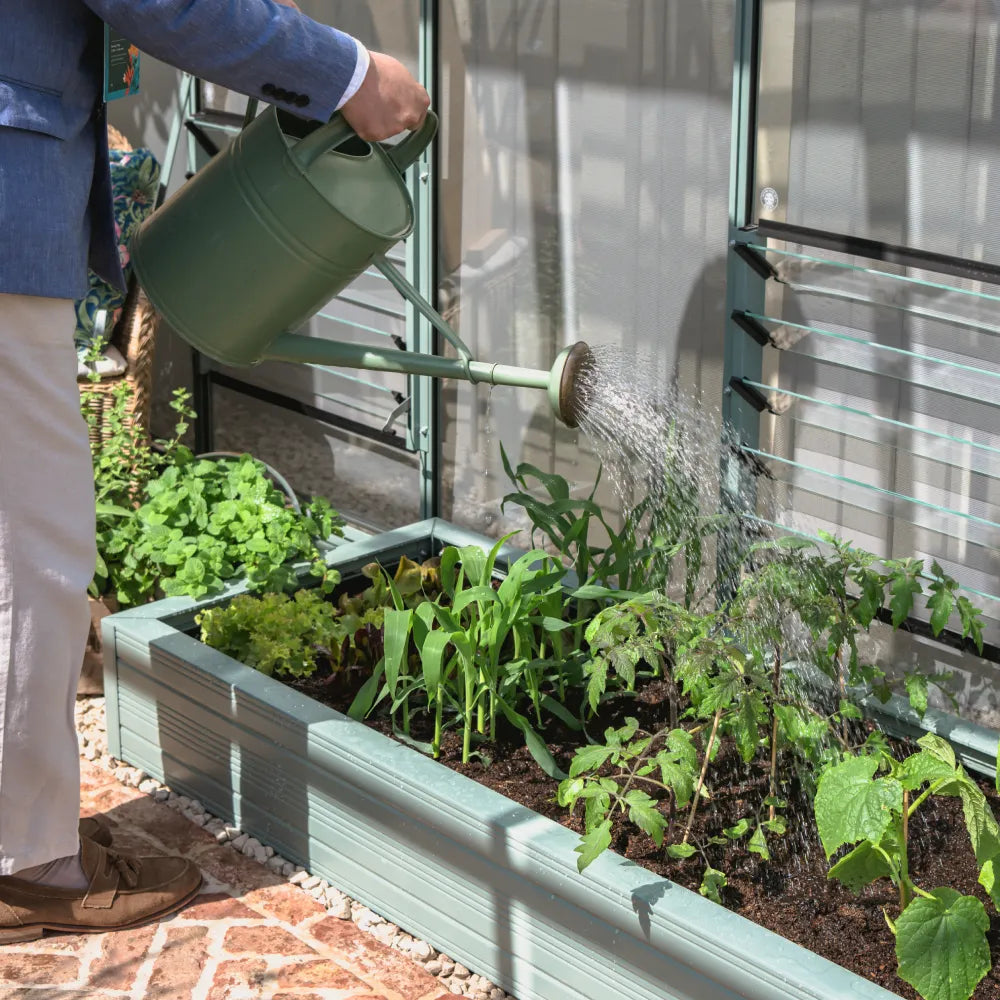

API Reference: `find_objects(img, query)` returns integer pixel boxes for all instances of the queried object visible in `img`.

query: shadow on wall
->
[437,0,735,537]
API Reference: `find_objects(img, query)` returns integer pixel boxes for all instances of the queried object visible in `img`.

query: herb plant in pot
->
[82,384,342,693]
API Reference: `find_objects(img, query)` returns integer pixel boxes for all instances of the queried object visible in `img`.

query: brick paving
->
[0,760,453,1000]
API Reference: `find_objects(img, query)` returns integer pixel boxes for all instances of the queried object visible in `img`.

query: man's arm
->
[82,0,428,138]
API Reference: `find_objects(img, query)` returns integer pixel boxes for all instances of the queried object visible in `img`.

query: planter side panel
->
[111,638,731,1000]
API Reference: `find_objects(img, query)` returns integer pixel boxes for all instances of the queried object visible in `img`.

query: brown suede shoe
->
[78,816,112,848]
[0,835,202,943]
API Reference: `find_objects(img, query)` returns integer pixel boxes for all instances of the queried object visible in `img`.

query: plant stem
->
[769,646,782,822]
[684,708,722,844]
[433,686,443,759]
[908,777,948,817]
[900,790,910,911]
[463,667,475,763]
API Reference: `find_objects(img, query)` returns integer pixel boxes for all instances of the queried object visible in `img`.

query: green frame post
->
[720,0,767,577]
[408,0,441,519]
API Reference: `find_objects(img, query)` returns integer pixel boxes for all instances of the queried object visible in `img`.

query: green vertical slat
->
[719,0,767,584]
[723,0,766,450]
[408,0,440,518]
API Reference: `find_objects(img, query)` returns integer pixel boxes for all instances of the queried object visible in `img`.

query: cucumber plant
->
[815,734,1000,1000]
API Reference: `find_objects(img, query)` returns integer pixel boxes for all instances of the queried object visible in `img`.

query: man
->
[0,0,429,942]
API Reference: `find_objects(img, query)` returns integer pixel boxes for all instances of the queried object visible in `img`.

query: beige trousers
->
[0,294,96,874]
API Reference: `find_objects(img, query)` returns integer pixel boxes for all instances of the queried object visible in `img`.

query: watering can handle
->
[289,116,359,172]
[386,110,438,173]
[290,110,439,175]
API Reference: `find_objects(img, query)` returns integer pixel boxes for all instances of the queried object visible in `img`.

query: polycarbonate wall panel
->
[756,0,1000,266]
[436,0,735,532]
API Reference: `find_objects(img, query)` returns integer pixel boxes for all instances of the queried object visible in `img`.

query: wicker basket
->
[78,125,160,447]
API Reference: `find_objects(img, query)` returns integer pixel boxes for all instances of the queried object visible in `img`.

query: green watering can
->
[130,106,592,427]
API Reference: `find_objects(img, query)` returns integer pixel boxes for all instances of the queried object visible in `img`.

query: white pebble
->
[138,779,159,794]
[424,960,443,976]
[252,846,267,864]
[289,869,309,885]
[215,829,230,844]
[371,923,398,945]
[280,862,296,877]
[409,939,434,962]
[355,908,385,932]
[452,965,471,979]
[326,894,352,920]
[231,834,249,851]
[241,837,261,856]
[263,845,275,858]
[153,789,170,802]
[300,875,321,891]
[266,856,286,872]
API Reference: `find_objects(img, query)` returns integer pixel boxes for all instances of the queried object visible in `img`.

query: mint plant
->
[815,734,999,1000]
[100,452,342,606]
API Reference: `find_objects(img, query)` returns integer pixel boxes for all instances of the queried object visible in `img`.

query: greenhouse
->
[3,1,1000,999]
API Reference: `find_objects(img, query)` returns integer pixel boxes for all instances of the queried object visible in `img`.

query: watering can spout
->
[264,335,594,428]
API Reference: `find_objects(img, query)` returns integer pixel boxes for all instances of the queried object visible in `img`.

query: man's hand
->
[340,52,430,142]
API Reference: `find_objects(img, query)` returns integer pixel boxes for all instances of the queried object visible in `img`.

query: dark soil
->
[290,671,1000,999]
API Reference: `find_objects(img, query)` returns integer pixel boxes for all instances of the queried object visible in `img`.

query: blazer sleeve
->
[81,0,362,121]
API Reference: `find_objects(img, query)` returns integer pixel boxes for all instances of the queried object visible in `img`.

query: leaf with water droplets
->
[904,672,929,720]
[699,867,727,904]
[895,889,990,1000]
[667,842,696,859]
[895,748,958,792]
[723,819,750,839]
[747,826,770,860]
[815,755,902,858]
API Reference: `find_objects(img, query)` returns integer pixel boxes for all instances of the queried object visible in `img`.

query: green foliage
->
[815,735,999,1000]
[895,890,990,1000]
[198,590,346,679]
[87,387,344,608]
[101,455,341,608]
[88,386,194,601]
[557,718,699,873]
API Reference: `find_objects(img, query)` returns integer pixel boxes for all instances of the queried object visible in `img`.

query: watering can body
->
[131,106,435,367]
[131,105,591,427]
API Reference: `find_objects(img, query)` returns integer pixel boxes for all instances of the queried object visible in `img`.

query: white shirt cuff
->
[335,38,371,110]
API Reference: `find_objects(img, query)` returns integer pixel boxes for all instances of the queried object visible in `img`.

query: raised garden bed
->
[104,517,1000,1000]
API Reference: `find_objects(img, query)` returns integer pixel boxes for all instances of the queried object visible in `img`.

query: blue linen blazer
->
[0,0,361,300]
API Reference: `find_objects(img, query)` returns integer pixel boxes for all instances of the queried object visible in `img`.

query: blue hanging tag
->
[103,24,140,101]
